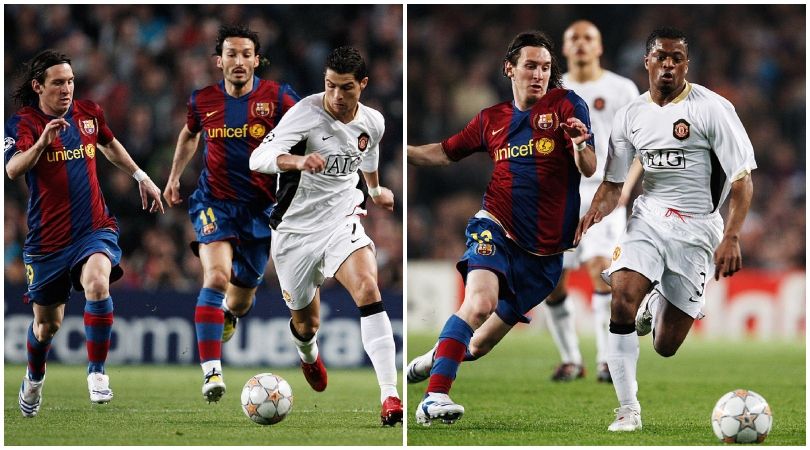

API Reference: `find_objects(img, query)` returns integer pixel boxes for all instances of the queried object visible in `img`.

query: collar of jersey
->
[645,81,692,105]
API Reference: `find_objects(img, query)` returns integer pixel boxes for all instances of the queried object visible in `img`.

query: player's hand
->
[297,153,325,173]
[561,117,591,145]
[140,178,165,214]
[37,118,71,148]
[575,208,603,245]
[371,187,395,211]
[163,180,183,207]
[713,236,742,280]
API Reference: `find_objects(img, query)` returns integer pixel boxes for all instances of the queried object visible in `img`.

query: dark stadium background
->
[3,4,403,368]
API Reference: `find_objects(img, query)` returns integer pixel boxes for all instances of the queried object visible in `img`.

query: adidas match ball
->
[711,389,772,443]
[241,373,293,425]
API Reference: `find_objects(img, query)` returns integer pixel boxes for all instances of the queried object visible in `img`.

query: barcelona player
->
[407,30,596,425]
[6,50,164,417]
[162,24,299,402]
[250,46,402,426]
[577,27,756,432]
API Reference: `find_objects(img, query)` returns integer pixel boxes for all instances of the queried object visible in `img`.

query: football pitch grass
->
[5,364,402,445]
[407,331,805,446]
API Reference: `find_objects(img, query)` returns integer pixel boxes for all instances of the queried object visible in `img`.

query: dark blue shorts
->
[456,217,563,325]
[188,190,272,288]
[22,228,123,306]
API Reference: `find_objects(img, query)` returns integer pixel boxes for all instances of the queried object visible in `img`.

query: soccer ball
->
[240,373,293,425]
[711,389,772,443]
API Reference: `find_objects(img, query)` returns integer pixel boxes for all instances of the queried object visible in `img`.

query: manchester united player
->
[6,49,163,417]
[407,30,596,426]
[162,24,299,402]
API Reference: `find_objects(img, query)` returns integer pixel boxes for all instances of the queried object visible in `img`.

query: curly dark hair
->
[645,27,689,56]
[12,49,71,107]
[503,30,563,89]
[214,24,261,56]
[325,46,367,81]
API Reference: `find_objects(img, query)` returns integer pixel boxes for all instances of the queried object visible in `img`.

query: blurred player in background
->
[163,24,300,403]
[6,50,164,417]
[576,27,756,432]
[407,31,596,426]
[543,20,642,383]
[249,46,402,426]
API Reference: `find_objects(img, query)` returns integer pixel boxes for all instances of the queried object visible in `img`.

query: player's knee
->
[34,319,61,341]
[352,274,380,305]
[292,316,320,339]
[82,275,110,300]
[203,268,230,291]
[653,337,681,357]
[609,289,637,323]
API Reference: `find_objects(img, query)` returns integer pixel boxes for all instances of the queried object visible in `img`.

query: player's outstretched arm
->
[98,138,164,214]
[6,118,70,180]
[407,143,451,166]
[362,170,394,211]
[713,173,753,280]
[618,158,644,206]
[575,180,622,245]
[561,117,596,178]
[163,125,200,207]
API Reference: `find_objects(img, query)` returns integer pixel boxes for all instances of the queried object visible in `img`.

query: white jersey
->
[563,70,639,193]
[605,82,756,214]
[250,93,383,233]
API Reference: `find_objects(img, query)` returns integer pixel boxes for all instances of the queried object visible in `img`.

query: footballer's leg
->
[543,271,585,382]
[584,256,614,383]
[335,246,401,425]
[20,302,64,417]
[606,269,649,432]
[290,293,327,392]
[650,296,695,357]
[222,237,269,342]
[196,241,234,402]
[80,253,115,404]
[222,284,256,343]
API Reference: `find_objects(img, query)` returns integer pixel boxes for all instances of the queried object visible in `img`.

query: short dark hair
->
[214,24,261,56]
[325,46,367,81]
[503,30,563,89]
[12,49,71,107]
[645,27,689,56]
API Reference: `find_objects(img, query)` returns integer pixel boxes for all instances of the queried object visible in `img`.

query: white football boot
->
[608,405,642,431]
[87,373,114,403]
[635,292,658,336]
[202,369,226,403]
[406,343,437,383]
[19,375,44,417]
[415,392,465,426]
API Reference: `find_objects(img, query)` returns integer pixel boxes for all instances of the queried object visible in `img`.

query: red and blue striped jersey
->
[4,100,118,254]
[442,88,593,255]
[186,76,299,208]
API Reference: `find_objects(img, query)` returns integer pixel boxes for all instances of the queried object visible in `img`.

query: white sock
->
[361,311,399,403]
[290,323,319,364]
[592,292,612,364]
[201,360,222,377]
[545,299,582,365]
[607,331,640,411]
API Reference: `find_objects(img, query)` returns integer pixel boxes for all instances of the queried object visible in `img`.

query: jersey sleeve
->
[278,83,301,116]
[360,109,383,173]
[94,103,115,145]
[185,91,201,133]
[566,91,595,148]
[705,97,757,181]
[441,112,486,161]
[4,115,33,165]
[249,100,317,174]
[604,105,635,183]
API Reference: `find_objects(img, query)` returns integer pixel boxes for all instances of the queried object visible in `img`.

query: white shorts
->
[605,197,723,318]
[272,215,374,310]
[563,205,626,269]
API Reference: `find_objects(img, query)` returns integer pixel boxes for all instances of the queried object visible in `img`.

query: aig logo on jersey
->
[357,132,370,152]
[325,154,362,176]
[673,119,690,140]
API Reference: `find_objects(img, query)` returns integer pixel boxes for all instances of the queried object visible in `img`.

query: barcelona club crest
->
[673,119,690,140]
[357,132,370,152]
[533,112,558,131]
[253,102,273,117]
[80,119,96,136]
[476,242,496,256]
[201,222,218,236]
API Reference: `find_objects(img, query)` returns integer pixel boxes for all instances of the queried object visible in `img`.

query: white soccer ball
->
[711,389,772,443]
[240,373,294,425]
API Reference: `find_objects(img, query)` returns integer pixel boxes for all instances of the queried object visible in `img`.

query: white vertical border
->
[400,1,409,444]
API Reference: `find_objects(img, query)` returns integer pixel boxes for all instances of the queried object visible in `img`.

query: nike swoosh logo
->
[205,111,218,118]
[491,127,506,136]
[631,128,641,134]
[351,238,361,243]
[322,135,334,141]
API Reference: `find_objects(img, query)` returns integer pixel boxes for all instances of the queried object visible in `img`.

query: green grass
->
[407,331,805,446]
[5,364,402,445]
